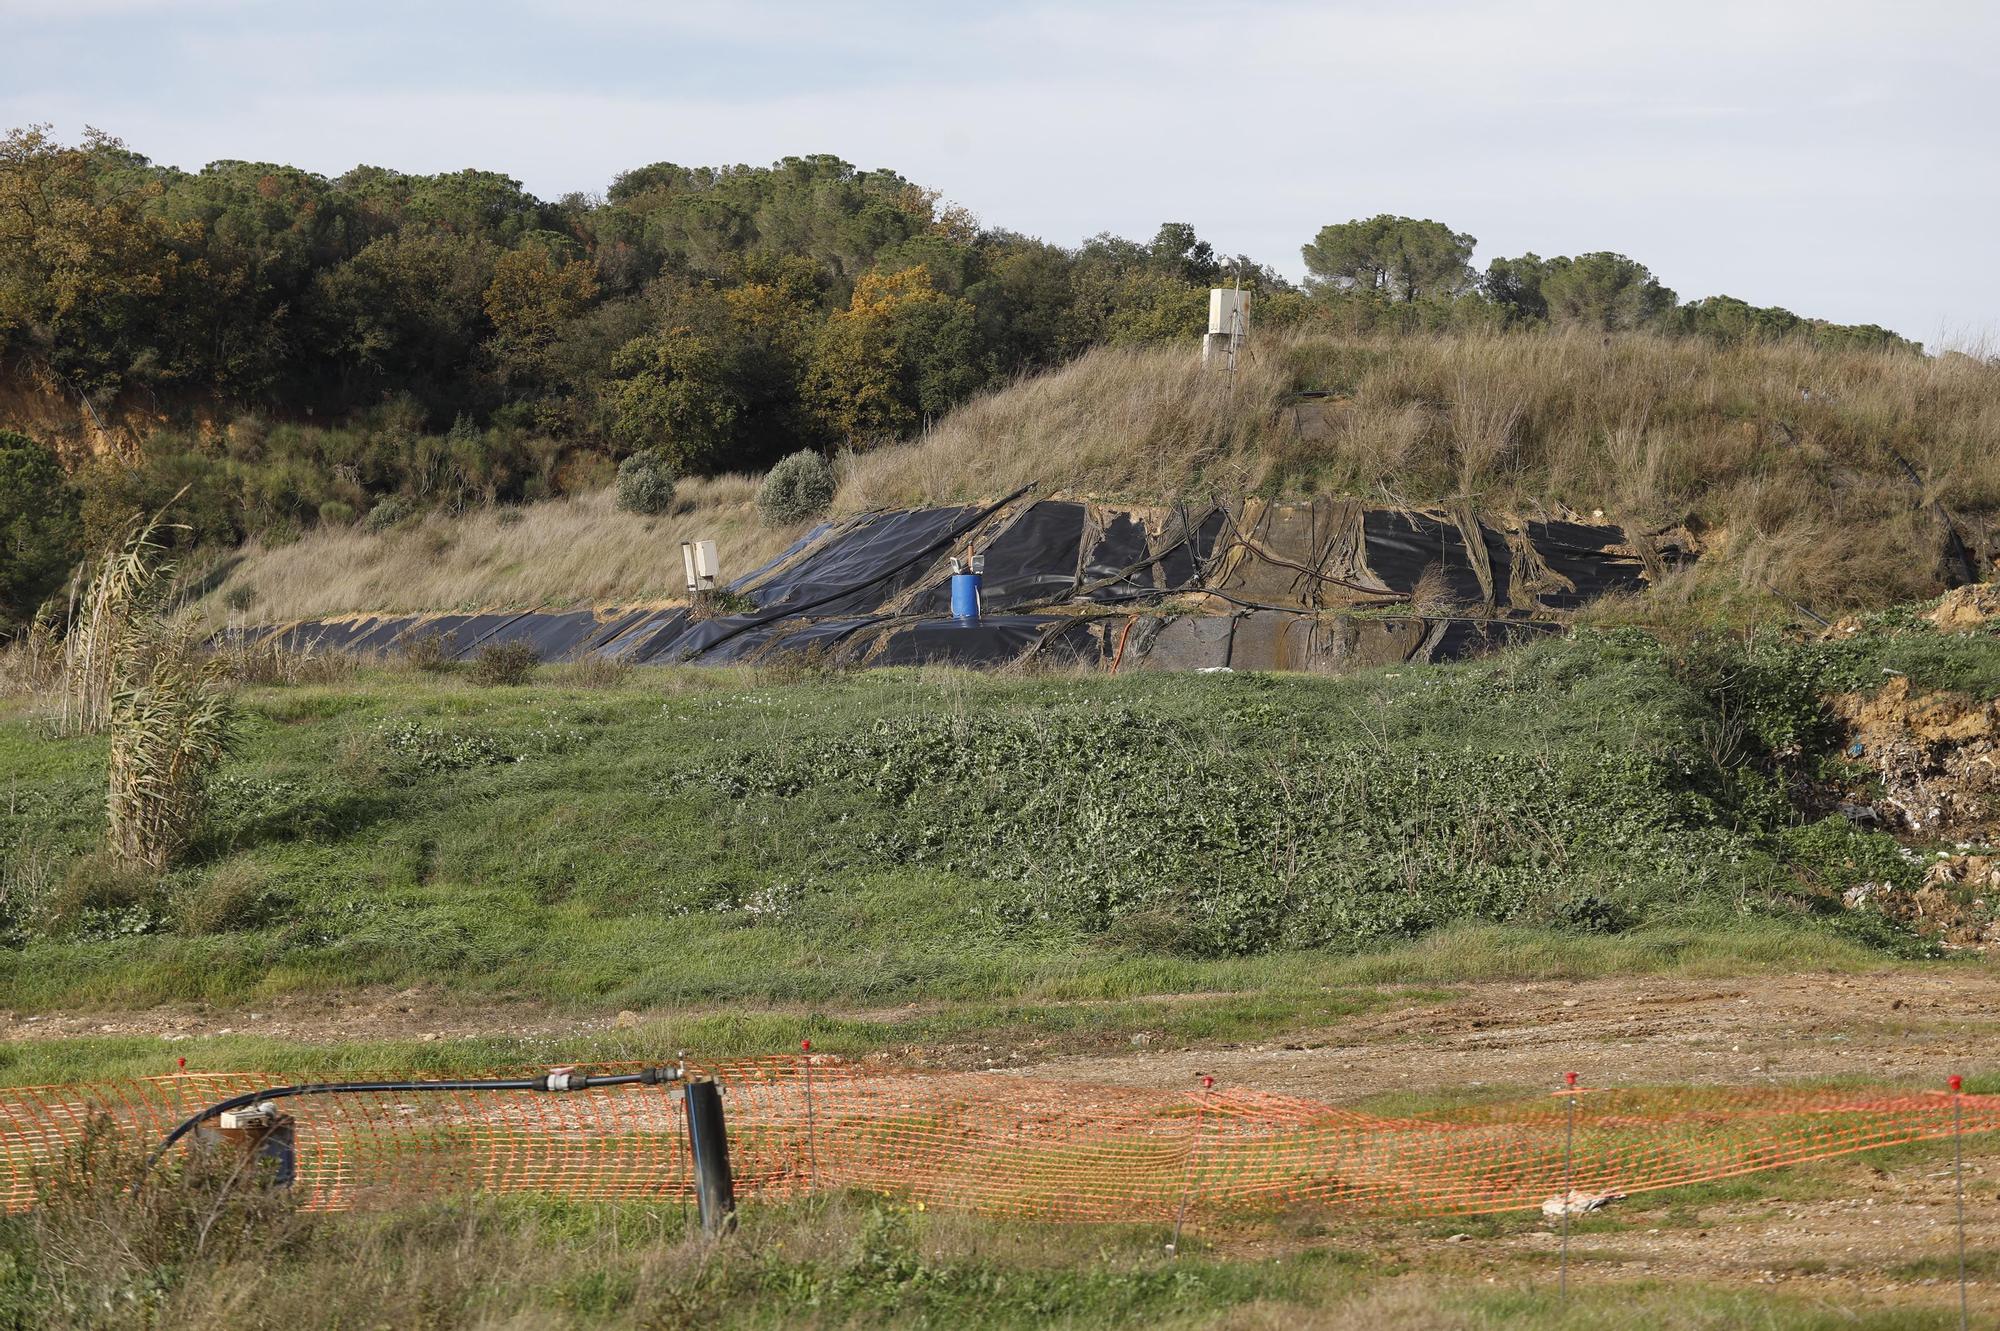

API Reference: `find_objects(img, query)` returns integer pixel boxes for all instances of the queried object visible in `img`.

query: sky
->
[4,0,1995,348]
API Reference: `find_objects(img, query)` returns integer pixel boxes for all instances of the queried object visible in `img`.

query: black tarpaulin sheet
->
[856,615,1068,668]
[266,617,380,653]
[1151,507,1229,592]
[1077,511,1157,598]
[742,617,885,664]
[728,522,834,592]
[461,609,607,661]
[393,615,477,656]
[1519,520,1648,609]
[235,499,1681,674]
[607,610,693,663]
[911,500,1087,614]
[738,507,976,616]
[436,612,532,660]
[574,608,658,657]
[1354,511,1488,606]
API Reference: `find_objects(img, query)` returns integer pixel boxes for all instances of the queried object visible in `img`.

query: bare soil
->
[11,966,1999,1311]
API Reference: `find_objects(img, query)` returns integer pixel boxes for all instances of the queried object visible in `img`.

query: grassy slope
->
[18,625,1989,1025]
[205,330,2000,624]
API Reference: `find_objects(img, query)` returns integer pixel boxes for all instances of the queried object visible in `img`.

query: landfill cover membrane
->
[236,498,1690,674]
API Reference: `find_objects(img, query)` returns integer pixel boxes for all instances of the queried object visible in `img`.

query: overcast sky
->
[5,0,1994,348]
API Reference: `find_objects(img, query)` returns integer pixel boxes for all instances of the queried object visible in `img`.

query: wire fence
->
[3,1059,1994,1225]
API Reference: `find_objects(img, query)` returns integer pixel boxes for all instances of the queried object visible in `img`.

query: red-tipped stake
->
[1951,1075,1967,1331]
[176,1057,186,1072]
[801,1039,819,1187]
[1560,1072,1579,1300]
[1169,1076,1215,1257]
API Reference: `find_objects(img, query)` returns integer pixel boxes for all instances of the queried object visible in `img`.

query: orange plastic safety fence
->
[3,1062,1994,1224]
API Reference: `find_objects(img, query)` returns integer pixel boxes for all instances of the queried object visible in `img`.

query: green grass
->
[0,630,1954,1019]
[0,1182,1974,1330]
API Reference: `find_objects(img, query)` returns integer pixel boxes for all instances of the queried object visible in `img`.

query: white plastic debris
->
[1542,1190,1623,1218]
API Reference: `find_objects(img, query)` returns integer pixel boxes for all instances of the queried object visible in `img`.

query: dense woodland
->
[0,125,1924,628]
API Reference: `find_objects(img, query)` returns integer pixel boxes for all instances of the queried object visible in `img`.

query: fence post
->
[801,1038,820,1189]
[1560,1071,1578,1300]
[1952,1074,1968,1331]
[1167,1075,1214,1256]
[684,1076,737,1237]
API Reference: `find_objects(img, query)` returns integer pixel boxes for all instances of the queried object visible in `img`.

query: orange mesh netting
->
[3,1060,1993,1223]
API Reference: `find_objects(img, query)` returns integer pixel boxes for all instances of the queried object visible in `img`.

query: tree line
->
[0,125,1919,628]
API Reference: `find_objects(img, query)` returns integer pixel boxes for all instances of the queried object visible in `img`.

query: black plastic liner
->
[240,498,1682,676]
[740,507,977,616]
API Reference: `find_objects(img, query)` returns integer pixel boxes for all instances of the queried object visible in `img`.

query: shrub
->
[471,641,539,686]
[179,861,280,935]
[318,499,356,526]
[554,656,632,689]
[0,429,82,629]
[615,449,679,515]
[399,631,459,673]
[222,583,256,613]
[363,495,415,532]
[106,626,235,871]
[757,450,837,525]
[44,851,158,935]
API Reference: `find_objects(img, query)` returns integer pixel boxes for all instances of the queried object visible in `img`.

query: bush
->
[179,861,280,935]
[615,449,679,515]
[471,641,539,686]
[399,631,459,673]
[0,430,82,629]
[757,450,837,525]
[553,656,632,689]
[44,852,159,936]
[363,495,415,532]
[318,499,356,526]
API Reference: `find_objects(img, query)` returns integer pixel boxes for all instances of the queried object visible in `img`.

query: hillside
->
[201,330,2000,627]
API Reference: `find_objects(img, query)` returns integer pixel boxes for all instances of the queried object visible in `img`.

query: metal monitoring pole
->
[684,1076,737,1237]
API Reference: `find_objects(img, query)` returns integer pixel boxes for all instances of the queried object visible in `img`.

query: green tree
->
[0,126,207,403]
[482,244,601,391]
[804,266,985,444]
[1301,215,1476,303]
[1482,253,1552,324]
[1537,252,1677,331]
[309,228,497,407]
[0,430,81,626]
[605,325,745,473]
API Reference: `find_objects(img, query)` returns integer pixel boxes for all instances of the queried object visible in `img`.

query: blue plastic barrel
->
[949,572,982,624]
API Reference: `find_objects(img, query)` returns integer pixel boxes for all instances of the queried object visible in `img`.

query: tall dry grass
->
[198,475,813,623]
[208,331,1999,623]
[844,329,2000,615]
[836,343,1298,506]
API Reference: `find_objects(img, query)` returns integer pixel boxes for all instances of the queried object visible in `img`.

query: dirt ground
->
[11,967,1999,1311]
[12,967,1999,1099]
[1035,969,2000,1098]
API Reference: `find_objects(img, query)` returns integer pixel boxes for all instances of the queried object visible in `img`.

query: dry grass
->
[197,475,813,622]
[836,342,1297,506]
[206,331,2000,625]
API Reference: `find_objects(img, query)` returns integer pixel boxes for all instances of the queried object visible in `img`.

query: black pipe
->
[684,1078,736,1237]
[139,1066,680,1189]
